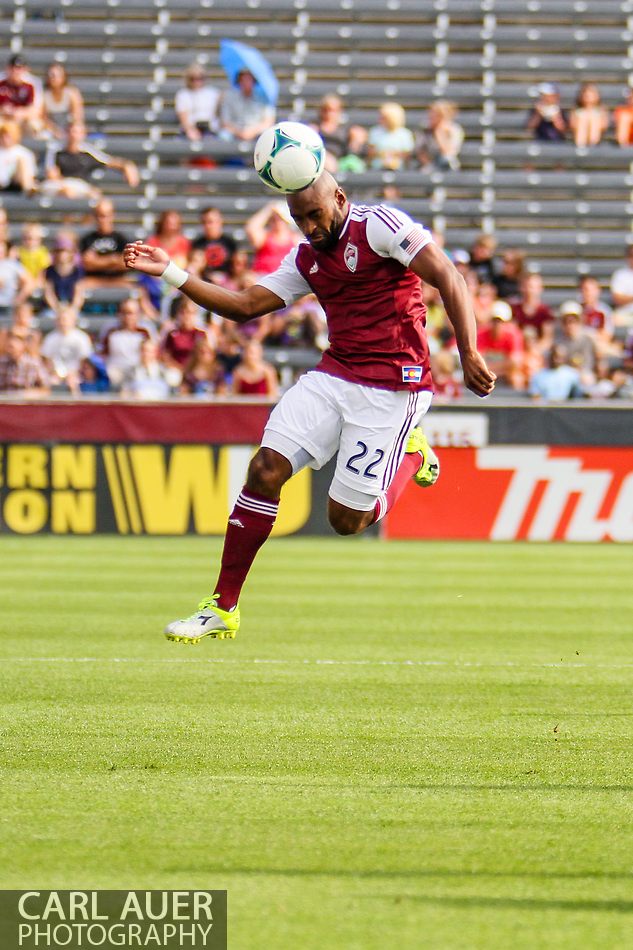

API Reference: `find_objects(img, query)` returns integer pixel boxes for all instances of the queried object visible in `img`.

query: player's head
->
[286,170,348,252]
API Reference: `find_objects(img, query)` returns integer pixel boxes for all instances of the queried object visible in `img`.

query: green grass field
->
[1,536,632,949]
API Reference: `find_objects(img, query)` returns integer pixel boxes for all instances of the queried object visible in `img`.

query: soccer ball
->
[253,121,325,193]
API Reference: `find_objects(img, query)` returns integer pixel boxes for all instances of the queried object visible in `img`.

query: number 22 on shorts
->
[345,441,384,479]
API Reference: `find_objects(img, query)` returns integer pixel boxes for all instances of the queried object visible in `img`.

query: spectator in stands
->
[124,339,173,400]
[246,201,299,276]
[181,336,227,396]
[476,299,524,388]
[512,273,554,343]
[338,124,369,173]
[0,331,49,393]
[146,211,190,268]
[585,358,629,400]
[421,281,449,339]
[16,222,51,287]
[190,206,237,275]
[79,200,130,287]
[570,82,609,148]
[219,69,275,143]
[493,248,525,302]
[260,295,326,353]
[527,83,569,142]
[367,102,415,170]
[530,345,583,401]
[0,238,34,320]
[44,122,140,199]
[0,207,9,247]
[604,366,633,399]
[515,325,545,391]
[101,297,152,388]
[614,88,633,147]
[231,339,278,397]
[311,94,367,173]
[161,296,208,370]
[609,244,633,326]
[42,63,84,140]
[448,247,470,276]
[43,233,85,312]
[175,63,221,142]
[472,282,499,327]
[75,354,110,395]
[430,337,462,400]
[0,54,41,135]
[312,94,350,172]
[577,275,614,349]
[10,301,40,345]
[40,304,93,386]
[469,234,497,285]
[553,301,597,383]
[0,121,37,194]
[210,248,255,293]
[416,100,464,171]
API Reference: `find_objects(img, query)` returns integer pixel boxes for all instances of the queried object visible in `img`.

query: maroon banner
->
[0,401,272,445]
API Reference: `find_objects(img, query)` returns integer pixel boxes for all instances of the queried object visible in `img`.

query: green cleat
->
[164,596,240,644]
[406,426,440,488]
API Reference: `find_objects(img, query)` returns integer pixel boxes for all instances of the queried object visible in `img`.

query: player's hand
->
[124,241,169,277]
[460,350,496,398]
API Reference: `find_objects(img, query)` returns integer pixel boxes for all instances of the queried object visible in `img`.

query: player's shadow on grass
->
[393,783,633,793]
[171,866,633,884]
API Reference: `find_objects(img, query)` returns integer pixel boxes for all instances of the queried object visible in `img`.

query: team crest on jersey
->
[344,241,359,272]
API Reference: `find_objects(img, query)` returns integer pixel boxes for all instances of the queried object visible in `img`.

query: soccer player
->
[124,172,495,642]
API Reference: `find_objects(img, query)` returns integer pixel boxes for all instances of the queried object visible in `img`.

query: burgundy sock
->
[373,450,422,523]
[213,489,279,610]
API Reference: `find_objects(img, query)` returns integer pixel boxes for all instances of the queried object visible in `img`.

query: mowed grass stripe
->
[0,537,632,950]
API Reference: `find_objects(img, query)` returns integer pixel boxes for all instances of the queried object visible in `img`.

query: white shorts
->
[262,371,432,511]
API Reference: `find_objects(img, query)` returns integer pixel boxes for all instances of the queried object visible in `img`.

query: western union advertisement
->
[0,443,328,536]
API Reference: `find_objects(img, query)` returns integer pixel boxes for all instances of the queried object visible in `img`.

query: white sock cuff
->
[373,493,388,523]
[236,490,279,519]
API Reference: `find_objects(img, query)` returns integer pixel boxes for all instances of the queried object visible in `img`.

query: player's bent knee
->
[328,499,373,536]
[246,447,292,497]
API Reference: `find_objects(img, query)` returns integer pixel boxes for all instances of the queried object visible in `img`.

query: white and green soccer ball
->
[254,121,325,193]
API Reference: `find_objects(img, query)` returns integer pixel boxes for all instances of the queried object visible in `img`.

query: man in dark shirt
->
[45,123,139,199]
[190,206,237,274]
[527,83,569,142]
[79,199,130,285]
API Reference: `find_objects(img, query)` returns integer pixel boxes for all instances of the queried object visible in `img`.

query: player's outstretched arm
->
[123,242,285,323]
[409,243,496,398]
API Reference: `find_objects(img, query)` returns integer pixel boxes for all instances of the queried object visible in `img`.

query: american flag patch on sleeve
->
[402,365,423,383]
[399,228,428,257]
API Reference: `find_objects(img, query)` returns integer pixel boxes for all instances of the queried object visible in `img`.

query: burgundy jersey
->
[0,78,35,110]
[257,203,434,392]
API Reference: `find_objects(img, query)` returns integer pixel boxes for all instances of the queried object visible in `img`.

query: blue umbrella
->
[219,39,279,106]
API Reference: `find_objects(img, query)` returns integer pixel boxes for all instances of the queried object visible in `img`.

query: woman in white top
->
[42,63,84,140]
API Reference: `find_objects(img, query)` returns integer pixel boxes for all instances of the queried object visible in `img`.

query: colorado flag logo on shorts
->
[402,365,423,383]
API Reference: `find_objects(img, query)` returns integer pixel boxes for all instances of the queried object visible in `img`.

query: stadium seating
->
[3,0,633,300]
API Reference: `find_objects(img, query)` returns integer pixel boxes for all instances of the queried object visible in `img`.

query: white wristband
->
[161,260,189,288]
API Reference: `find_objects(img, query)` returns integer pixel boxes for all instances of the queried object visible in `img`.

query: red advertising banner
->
[0,402,271,444]
[385,446,633,542]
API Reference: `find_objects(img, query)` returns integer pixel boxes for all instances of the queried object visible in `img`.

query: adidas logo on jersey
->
[309,262,319,274]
